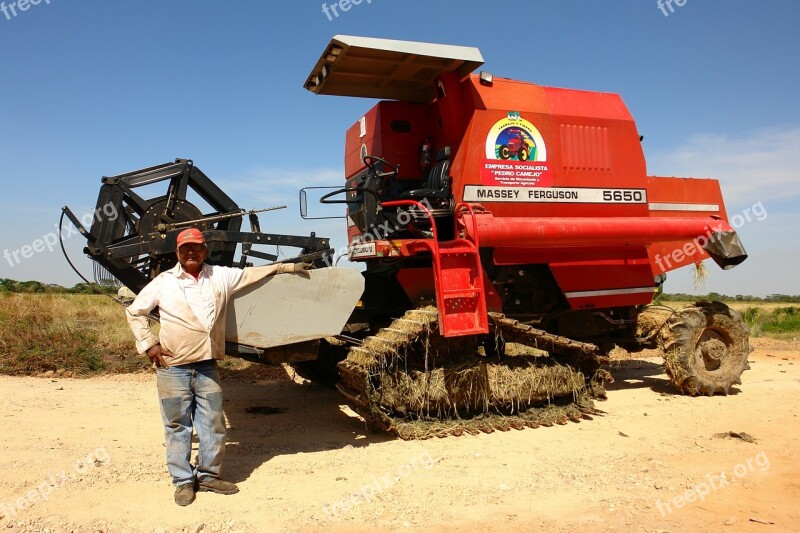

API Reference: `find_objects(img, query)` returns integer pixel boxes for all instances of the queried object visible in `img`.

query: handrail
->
[455,202,481,250]
[454,202,485,309]
[381,200,444,311]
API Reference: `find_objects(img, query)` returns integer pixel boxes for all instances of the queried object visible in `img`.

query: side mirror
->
[299,186,348,220]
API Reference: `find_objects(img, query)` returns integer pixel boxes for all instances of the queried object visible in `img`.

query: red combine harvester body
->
[303,36,751,436]
[307,36,745,337]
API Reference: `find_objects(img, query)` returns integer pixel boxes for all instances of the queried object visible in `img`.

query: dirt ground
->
[1,337,798,533]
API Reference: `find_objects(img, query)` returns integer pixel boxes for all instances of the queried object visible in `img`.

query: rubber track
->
[336,308,604,439]
[488,313,602,361]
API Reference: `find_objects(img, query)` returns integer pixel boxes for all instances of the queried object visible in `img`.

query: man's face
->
[177,243,207,272]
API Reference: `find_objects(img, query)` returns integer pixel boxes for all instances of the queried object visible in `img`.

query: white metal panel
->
[304,35,484,102]
[565,286,656,299]
[226,267,364,348]
[649,202,720,212]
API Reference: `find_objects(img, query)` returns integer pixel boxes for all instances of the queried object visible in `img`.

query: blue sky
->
[1,0,798,296]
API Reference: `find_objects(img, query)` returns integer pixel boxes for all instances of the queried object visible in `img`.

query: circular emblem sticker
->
[485,112,547,162]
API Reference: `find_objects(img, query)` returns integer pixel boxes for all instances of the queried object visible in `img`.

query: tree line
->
[655,292,800,303]
[0,278,117,294]
[2,277,797,303]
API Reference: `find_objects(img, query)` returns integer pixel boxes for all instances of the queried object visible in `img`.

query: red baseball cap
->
[176,228,206,248]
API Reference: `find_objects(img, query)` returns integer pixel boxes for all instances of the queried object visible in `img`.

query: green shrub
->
[761,307,800,334]
[739,306,800,338]
[741,306,763,337]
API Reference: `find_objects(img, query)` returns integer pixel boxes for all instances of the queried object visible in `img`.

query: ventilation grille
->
[560,124,610,171]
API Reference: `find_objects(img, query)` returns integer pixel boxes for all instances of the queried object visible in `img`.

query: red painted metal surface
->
[381,200,488,337]
[338,58,742,317]
[344,102,433,182]
[492,245,652,306]
[462,213,733,249]
[396,267,435,302]
[492,245,656,309]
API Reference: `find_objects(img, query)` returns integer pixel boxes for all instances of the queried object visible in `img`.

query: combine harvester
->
[65,36,750,439]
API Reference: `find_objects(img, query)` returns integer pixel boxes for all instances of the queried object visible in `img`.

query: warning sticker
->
[349,242,376,259]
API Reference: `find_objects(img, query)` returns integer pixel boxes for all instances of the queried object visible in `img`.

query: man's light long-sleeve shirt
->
[126,262,291,366]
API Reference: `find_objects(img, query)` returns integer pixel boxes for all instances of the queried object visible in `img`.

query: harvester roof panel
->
[305,35,484,103]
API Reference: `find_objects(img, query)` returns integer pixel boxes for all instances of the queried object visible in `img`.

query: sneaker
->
[174,483,195,506]
[197,478,239,495]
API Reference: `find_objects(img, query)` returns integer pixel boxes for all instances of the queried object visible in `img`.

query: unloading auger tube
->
[336,307,610,440]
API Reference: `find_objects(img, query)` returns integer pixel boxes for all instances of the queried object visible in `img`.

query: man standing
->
[126,227,311,506]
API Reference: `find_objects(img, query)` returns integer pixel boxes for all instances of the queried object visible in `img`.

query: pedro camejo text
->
[484,162,549,178]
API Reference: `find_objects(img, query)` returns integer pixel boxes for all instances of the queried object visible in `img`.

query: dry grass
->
[0,293,148,375]
[692,262,709,292]
[635,306,675,339]
[662,300,791,314]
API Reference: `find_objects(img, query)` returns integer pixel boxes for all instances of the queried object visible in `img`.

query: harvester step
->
[442,326,491,337]
[438,248,475,255]
[438,240,477,252]
[442,288,482,299]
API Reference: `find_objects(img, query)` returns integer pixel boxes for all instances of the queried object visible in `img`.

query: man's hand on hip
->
[146,344,173,368]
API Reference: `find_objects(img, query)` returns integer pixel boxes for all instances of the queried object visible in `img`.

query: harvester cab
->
[303,35,752,437]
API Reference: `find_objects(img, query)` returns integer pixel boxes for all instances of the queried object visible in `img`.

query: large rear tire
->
[660,301,751,396]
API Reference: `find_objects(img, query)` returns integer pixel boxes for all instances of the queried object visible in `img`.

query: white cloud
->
[647,126,800,208]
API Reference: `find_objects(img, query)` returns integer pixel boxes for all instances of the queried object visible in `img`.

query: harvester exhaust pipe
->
[702,229,748,270]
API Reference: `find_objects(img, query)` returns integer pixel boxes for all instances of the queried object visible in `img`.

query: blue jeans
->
[156,359,226,487]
